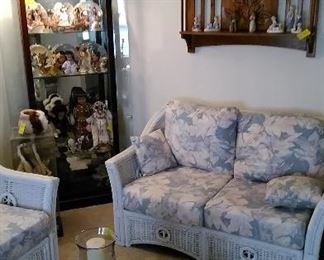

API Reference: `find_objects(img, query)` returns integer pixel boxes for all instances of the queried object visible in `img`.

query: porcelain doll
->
[86,101,113,152]
[62,51,78,74]
[70,88,93,149]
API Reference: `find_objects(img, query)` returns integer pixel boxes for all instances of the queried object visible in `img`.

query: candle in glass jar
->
[86,237,106,260]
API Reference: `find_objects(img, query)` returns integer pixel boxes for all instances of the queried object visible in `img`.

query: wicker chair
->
[0,165,59,260]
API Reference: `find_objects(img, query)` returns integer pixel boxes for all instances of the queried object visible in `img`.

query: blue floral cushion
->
[204,179,312,250]
[123,167,232,226]
[265,176,323,209]
[131,129,177,176]
[234,112,324,182]
[0,204,51,260]
[165,100,238,174]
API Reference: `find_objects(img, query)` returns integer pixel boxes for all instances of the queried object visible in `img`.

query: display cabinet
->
[18,0,119,209]
[180,0,319,57]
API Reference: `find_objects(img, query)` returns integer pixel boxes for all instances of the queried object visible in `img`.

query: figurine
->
[204,16,220,32]
[86,101,113,153]
[44,50,60,76]
[99,56,108,72]
[229,17,237,33]
[267,16,283,33]
[70,87,93,149]
[192,16,201,32]
[62,51,78,74]
[17,142,52,176]
[90,49,101,72]
[72,7,88,30]
[292,11,303,34]
[26,4,47,33]
[43,93,69,138]
[89,6,103,31]
[286,5,296,32]
[249,13,256,33]
[78,47,93,73]
[54,3,71,28]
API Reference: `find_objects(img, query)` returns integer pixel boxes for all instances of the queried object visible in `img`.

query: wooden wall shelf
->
[180,0,319,57]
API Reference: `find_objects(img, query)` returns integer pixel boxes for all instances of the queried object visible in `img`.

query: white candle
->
[86,237,107,260]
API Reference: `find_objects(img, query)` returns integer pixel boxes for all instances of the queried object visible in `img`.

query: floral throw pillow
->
[265,176,323,209]
[131,129,177,176]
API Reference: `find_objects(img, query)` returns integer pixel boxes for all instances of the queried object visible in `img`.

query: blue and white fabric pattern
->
[234,112,324,182]
[204,179,312,250]
[131,129,177,176]
[265,176,323,209]
[123,167,232,226]
[0,204,51,260]
[165,100,238,174]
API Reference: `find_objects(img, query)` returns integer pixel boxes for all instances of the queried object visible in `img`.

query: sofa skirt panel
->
[124,210,203,259]
[205,229,303,260]
[19,237,51,260]
[123,210,304,260]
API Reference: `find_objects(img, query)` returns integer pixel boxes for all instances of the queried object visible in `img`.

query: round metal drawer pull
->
[0,192,17,207]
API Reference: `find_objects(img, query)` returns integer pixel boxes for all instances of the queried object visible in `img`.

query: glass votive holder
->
[75,227,115,260]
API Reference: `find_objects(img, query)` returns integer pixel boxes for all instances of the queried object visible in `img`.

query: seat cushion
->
[234,112,324,182]
[123,167,232,226]
[165,100,238,174]
[0,204,51,260]
[204,179,312,250]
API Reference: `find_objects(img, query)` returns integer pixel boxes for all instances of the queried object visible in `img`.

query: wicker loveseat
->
[106,100,324,260]
[0,165,59,260]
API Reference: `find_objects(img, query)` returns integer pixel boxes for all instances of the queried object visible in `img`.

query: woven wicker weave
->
[106,107,324,260]
[0,165,59,260]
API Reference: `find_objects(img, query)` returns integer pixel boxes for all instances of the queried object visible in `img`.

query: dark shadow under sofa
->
[106,99,324,260]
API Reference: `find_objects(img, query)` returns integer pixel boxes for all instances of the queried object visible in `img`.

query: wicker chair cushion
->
[123,167,232,226]
[0,204,51,260]
[131,129,177,176]
[204,179,312,250]
[165,100,238,174]
[234,112,324,182]
[265,176,323,209]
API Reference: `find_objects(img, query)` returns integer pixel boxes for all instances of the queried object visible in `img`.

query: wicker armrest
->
[303,194,324,260]
[105,146,138,189]
[0,165,59,218]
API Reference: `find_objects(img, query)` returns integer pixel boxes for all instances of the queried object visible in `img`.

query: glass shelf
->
[29,29,104,36]
[33,71,109,80]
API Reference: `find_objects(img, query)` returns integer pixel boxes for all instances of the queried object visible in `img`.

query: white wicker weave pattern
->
[0,165,59,260]
[105,108,324,260]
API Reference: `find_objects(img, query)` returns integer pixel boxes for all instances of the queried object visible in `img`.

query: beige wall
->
[125,0,324,136]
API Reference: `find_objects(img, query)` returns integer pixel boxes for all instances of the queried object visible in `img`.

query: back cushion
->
[234,112,324,182]
[165,100,238,174]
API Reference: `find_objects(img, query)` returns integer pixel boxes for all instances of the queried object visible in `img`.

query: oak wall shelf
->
[180,0,319,57]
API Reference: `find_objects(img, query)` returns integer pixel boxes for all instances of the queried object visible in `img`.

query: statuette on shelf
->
[267,16,283,33]
[99,56,108,72]
[192,16,201,32]
[291,11,303,34]
[229,17,237,33]
[78,47,93,74]
[249,13,256,33]
[204,16,220,32]
[286,5,296,32]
